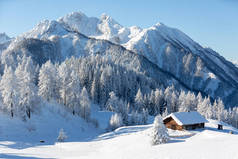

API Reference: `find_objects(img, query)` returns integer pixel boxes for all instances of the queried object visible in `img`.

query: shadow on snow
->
[0,153,55,159]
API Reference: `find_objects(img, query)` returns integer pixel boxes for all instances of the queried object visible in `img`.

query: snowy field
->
[0,108,238,159]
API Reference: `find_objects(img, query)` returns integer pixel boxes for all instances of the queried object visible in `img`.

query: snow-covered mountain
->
[0,33,11,44]
[2,11,238,107]
[0,33,12,54]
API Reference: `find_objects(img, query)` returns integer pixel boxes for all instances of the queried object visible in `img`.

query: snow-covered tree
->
[106,91,119,112]
[171,91,178,112]
[130,111,141,125]
[162,108,169,118]
[58,62,71,106]
[164,86,175,113]
[141,108,148,124]
[68,71,81,115]
[100,69,109,106]
[38,61,59,101]
[178,91,196,112]
[0,67,19,117]
[216,98,225,121]
[15,55,38,119]
[80,87,91,120]
[134,88,144,113]
[91,78,100,104]
[57,128,67,142]
[178,91,186,112]
[108,113,123,131]
[129,110,148,125]
[232,108,238,128]
[106,92,128,124]
[151,115,169,145]
[154,89,164,115]
[197,97,212,119]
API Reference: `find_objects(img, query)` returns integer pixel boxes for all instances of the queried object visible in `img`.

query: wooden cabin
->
[163,111,208,131]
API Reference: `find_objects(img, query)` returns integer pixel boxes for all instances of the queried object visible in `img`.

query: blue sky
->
[0,0,237,60]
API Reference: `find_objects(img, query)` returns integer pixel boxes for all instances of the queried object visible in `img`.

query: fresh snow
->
[0,109,238,159]
[0,103,113,147]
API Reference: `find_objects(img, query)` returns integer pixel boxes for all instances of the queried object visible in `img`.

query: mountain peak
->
[0,32,11,44]
[99,13,122,28]
[58,11,88,23]
[100,13,111,20]
[155,22,165,26]
[22,19,68,39]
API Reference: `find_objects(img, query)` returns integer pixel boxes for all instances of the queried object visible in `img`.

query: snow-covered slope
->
[2,11,238,107]
[0,119,237,159]
[0,102,113,147]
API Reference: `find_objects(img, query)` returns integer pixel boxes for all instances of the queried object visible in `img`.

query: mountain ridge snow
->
[3,11,238,107]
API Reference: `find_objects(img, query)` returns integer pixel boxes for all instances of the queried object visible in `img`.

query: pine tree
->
[68,71,81,115]
[106,92,128,125]
[106,91,119,112]
[38,61,59,101]
[100,70,109,106]
[134,88,144,113]
[91,78,100,104]
[15,55,38,119]
[141,108,148,124]
[197,97,212,119]
[217,98,225,121]
[0,67,19,117]
[178,91,187,112]
[80,87,91,121]
[57,128,67,142]
[212,100,218,119]
[151,115,169,145]
[154,89,163,115]
[58,62,71,106]
[108,113,123,131]
[196,92,203,109]
[171,91,178,112]
[164,86,174,113]
[162,108,169,118]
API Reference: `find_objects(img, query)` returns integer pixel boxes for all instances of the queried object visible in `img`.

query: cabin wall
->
[163,117,205,131]
[183,123,204,130]
[164,118,183,130]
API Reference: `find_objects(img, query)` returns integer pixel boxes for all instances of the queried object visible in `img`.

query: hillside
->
[0,116,237,159]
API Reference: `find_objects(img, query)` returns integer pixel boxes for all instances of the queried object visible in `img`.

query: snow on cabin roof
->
[164,111,208,126]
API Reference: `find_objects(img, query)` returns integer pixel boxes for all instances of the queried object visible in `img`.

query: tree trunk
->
[10,102,13,118]
[26,108,31,119]
[64,90,66,106]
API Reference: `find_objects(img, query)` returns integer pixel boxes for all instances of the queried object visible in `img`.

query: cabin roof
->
[164,111,208,126]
